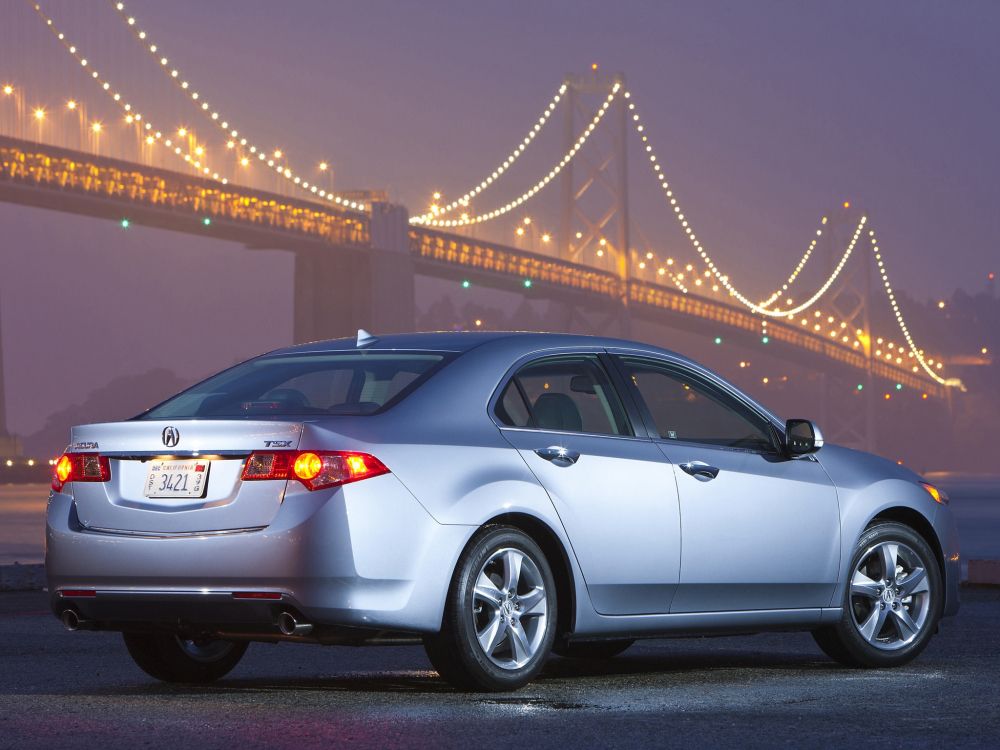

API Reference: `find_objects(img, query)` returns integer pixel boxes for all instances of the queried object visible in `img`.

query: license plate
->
[144,459,210,498]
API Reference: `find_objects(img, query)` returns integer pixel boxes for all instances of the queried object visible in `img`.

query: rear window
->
[136,352,448,419]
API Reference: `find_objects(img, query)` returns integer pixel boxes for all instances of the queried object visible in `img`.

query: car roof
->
[269,330,685,358]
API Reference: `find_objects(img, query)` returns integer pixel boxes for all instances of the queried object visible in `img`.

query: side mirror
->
[785,419,824,455]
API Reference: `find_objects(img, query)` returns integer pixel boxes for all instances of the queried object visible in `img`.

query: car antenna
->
[356,329,378,348]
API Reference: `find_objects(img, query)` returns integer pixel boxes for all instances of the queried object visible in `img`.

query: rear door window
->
[495,355,632,436]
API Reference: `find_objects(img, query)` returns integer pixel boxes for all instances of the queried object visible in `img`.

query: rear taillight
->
[51,453,111,492]
[240,450,389,491]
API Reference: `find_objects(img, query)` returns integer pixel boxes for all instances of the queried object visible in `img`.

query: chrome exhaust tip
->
[61,609,82,631]
[277,611,313,636]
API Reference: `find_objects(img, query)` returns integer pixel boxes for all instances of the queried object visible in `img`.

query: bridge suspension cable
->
[622,87,872,318]
[755,215,827,309]
[412,83,568,223]
[866,226,964,389]
[623,87,961,389]
[107,1,365,212]
[411,85,619,227]
[30,2,219,182]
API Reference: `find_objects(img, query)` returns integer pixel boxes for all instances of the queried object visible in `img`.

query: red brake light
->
[51,453,111,492]
[241,450,389,491]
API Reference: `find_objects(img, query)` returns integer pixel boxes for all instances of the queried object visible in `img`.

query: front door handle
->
[679,460,720,481]
[535,446,581,466]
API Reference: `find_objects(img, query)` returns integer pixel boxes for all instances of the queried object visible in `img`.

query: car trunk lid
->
[66,420,303,534]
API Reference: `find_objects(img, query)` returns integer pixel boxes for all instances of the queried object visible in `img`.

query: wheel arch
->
[868,506,944,579]
[481,512,577,639]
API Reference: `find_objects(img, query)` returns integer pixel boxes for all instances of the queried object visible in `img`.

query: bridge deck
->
[0,135,947,398]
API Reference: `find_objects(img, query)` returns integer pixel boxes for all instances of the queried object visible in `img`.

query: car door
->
[610,354,841,613]
[494,352,681,616]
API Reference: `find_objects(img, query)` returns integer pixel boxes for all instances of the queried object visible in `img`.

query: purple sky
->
[1,1,998,437]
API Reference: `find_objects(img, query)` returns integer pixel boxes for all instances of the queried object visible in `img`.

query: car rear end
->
[46,348,472,642]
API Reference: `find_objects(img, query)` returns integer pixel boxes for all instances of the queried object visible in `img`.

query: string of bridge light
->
[622,86,957,386]
[411,85,620,227]
[622,88,869,319]
[757,215,827,309]
[108,0,364,212]
[414,83,568,222]
[632,215,828,308]
[866,226,964,389]
[30,2,222,182]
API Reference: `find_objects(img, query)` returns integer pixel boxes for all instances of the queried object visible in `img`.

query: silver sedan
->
[46,332,960,690]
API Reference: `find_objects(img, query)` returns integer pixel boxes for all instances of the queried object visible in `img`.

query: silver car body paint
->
[46,332,960,639]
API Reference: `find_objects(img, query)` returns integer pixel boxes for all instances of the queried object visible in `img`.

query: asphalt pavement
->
[1,587,998,749]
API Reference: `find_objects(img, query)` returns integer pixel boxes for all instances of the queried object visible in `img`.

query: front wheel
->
[123,632,248,683]
[424,526,557,691]
[813,522,942,668]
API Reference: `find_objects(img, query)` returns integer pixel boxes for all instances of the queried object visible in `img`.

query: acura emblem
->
[162,426,180,448]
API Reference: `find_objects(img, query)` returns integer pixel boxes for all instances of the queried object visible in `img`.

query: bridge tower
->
[817,212,876,452]
[291,203,416,344]
[557,70,631,336]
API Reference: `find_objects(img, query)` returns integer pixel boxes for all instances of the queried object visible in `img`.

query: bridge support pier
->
[292,204,414,344]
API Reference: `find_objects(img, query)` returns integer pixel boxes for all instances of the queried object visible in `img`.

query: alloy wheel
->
[849,540,932,650]
[471,547,548,669]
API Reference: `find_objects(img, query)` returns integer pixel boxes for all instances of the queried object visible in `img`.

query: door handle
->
[679,461,720,481]
[535,446,581,466]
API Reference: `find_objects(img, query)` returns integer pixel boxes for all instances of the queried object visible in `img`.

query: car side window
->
[617,356,775,451]
[495,356,632,436]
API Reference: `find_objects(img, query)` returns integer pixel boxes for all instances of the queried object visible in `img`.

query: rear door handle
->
[679,461,720,481]
[535,446,581,466]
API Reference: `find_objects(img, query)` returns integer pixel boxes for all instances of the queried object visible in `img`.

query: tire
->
[424,525,557,691]
[123,632,248,683]
[812,521,942,668]
[553,638,634,660]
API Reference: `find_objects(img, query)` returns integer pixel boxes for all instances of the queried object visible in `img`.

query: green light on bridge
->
[857,384,864,391]
[202,217,212,226]
[761,335,770,344]
[523,279,533,289]
[895,383,903,391]
[461,280,471,289]
[120,218,129,229]
[713,336,722,345]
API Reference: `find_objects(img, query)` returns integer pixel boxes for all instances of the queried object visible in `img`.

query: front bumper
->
[939,504,961,618]
[46,474,475,634]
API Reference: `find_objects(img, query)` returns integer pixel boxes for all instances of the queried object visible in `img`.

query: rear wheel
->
[424,526,557,691]
[553,639,634,659]
[813,522,941,668]
[123,632,248,683]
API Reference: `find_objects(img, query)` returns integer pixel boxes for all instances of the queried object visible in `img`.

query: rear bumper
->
[46,475,475,634]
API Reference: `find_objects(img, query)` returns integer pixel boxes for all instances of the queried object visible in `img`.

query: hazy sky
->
[1,1,998,436]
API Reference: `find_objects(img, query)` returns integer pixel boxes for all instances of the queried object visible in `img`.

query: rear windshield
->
[136,352,448,419]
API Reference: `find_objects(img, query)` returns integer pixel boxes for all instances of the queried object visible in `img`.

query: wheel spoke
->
[898,567,928,598]
[477,612,507,655]
[474,572,504,606]
[508,619,532,665]
[857,603,889,643]
[503,549,524,593]
[851,570,882,600]
[519,586,547,617]
[891,605,919,640]
[879,543,900,581]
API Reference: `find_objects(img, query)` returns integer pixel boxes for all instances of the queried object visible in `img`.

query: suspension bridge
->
[0,0,982,454]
